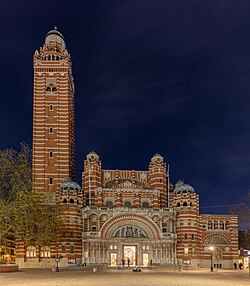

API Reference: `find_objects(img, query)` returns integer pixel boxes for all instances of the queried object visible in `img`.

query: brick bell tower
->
[32,27,75,193]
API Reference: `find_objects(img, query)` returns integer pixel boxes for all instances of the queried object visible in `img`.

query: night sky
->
[1,1,249,215]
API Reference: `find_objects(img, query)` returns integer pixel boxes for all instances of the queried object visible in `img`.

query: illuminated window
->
[41,246,50,258]
[184,247,189,254]
[26,246,36,258]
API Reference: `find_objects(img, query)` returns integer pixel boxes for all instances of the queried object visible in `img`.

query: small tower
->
[57,178,83,266]
[148,154,167,207]
[82,151,102,206]
[173,180,200,267]
[32,27,75,193]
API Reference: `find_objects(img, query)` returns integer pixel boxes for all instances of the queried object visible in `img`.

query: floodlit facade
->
[16,28,238,269]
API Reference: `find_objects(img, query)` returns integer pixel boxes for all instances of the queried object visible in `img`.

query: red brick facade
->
[15,28,239,269]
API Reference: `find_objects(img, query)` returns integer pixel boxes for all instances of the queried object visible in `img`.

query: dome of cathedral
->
[151,153,164,163]
[46,26,65,40]
[60,177,81,190]
[173,180,195,194]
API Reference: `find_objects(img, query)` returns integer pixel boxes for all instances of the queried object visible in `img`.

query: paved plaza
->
[0,268,249,286]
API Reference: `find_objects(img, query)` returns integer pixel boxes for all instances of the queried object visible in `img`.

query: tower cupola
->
[45,26,66,50]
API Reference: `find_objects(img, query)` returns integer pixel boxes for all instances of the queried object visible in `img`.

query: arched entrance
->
[203,234,230,268]
[100,214,160,266]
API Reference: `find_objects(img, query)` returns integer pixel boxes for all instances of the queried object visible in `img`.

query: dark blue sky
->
[0,0,249,214]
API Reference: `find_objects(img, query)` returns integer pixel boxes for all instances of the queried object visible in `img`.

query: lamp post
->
[56,245,59,272]
[209,246,214,272]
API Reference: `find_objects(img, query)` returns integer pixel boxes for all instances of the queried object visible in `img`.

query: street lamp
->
[56,245,59,272]
[209,246,214,272]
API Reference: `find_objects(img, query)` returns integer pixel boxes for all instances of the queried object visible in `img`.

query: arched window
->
[48,55,51,61]
[46,84,57,95]
[124,201,132,208]
[183,201,188,207]
[89,214,97,232]
[63,198,67,203]
[41,246,50,258]
[208,220,212,230]
[100,214,108,227]
[177,202,181,207]
[52,55,55,61]
[190,202,193,207]
[219,221,225,230]
[69,198,74,204]
[106,201,113,209]
[26,246,36,258]
[214,221,218,230]
[142,201,150,208]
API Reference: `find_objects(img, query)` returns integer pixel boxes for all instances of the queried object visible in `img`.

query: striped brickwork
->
[17,29,239,269]
[32,29,75,193]
[173,189,238,268]
[82,153,169,208]
[198,214,238,268]
[174,192,200,265]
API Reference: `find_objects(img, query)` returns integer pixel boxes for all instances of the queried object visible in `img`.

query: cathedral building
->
[15,28,238,269]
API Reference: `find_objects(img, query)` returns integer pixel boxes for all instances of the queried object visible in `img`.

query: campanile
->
[32,27,75,193]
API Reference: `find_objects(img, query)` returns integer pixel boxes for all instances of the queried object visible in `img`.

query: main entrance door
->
[123,245,136,266]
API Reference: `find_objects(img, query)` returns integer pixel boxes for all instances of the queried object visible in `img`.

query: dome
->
[174,180,195,194]
[60,177,81,190]
[46,26,65,40]
[151,153,164,163]
[87,151,99,161]
[45,26,66,49]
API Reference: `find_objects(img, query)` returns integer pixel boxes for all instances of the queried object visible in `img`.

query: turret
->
[148,154,167,207]
[82,151,102,206]
[173,180,200,266]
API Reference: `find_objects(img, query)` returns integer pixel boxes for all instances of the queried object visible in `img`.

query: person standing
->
[127,257,130,267]
[122,258,125,267]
